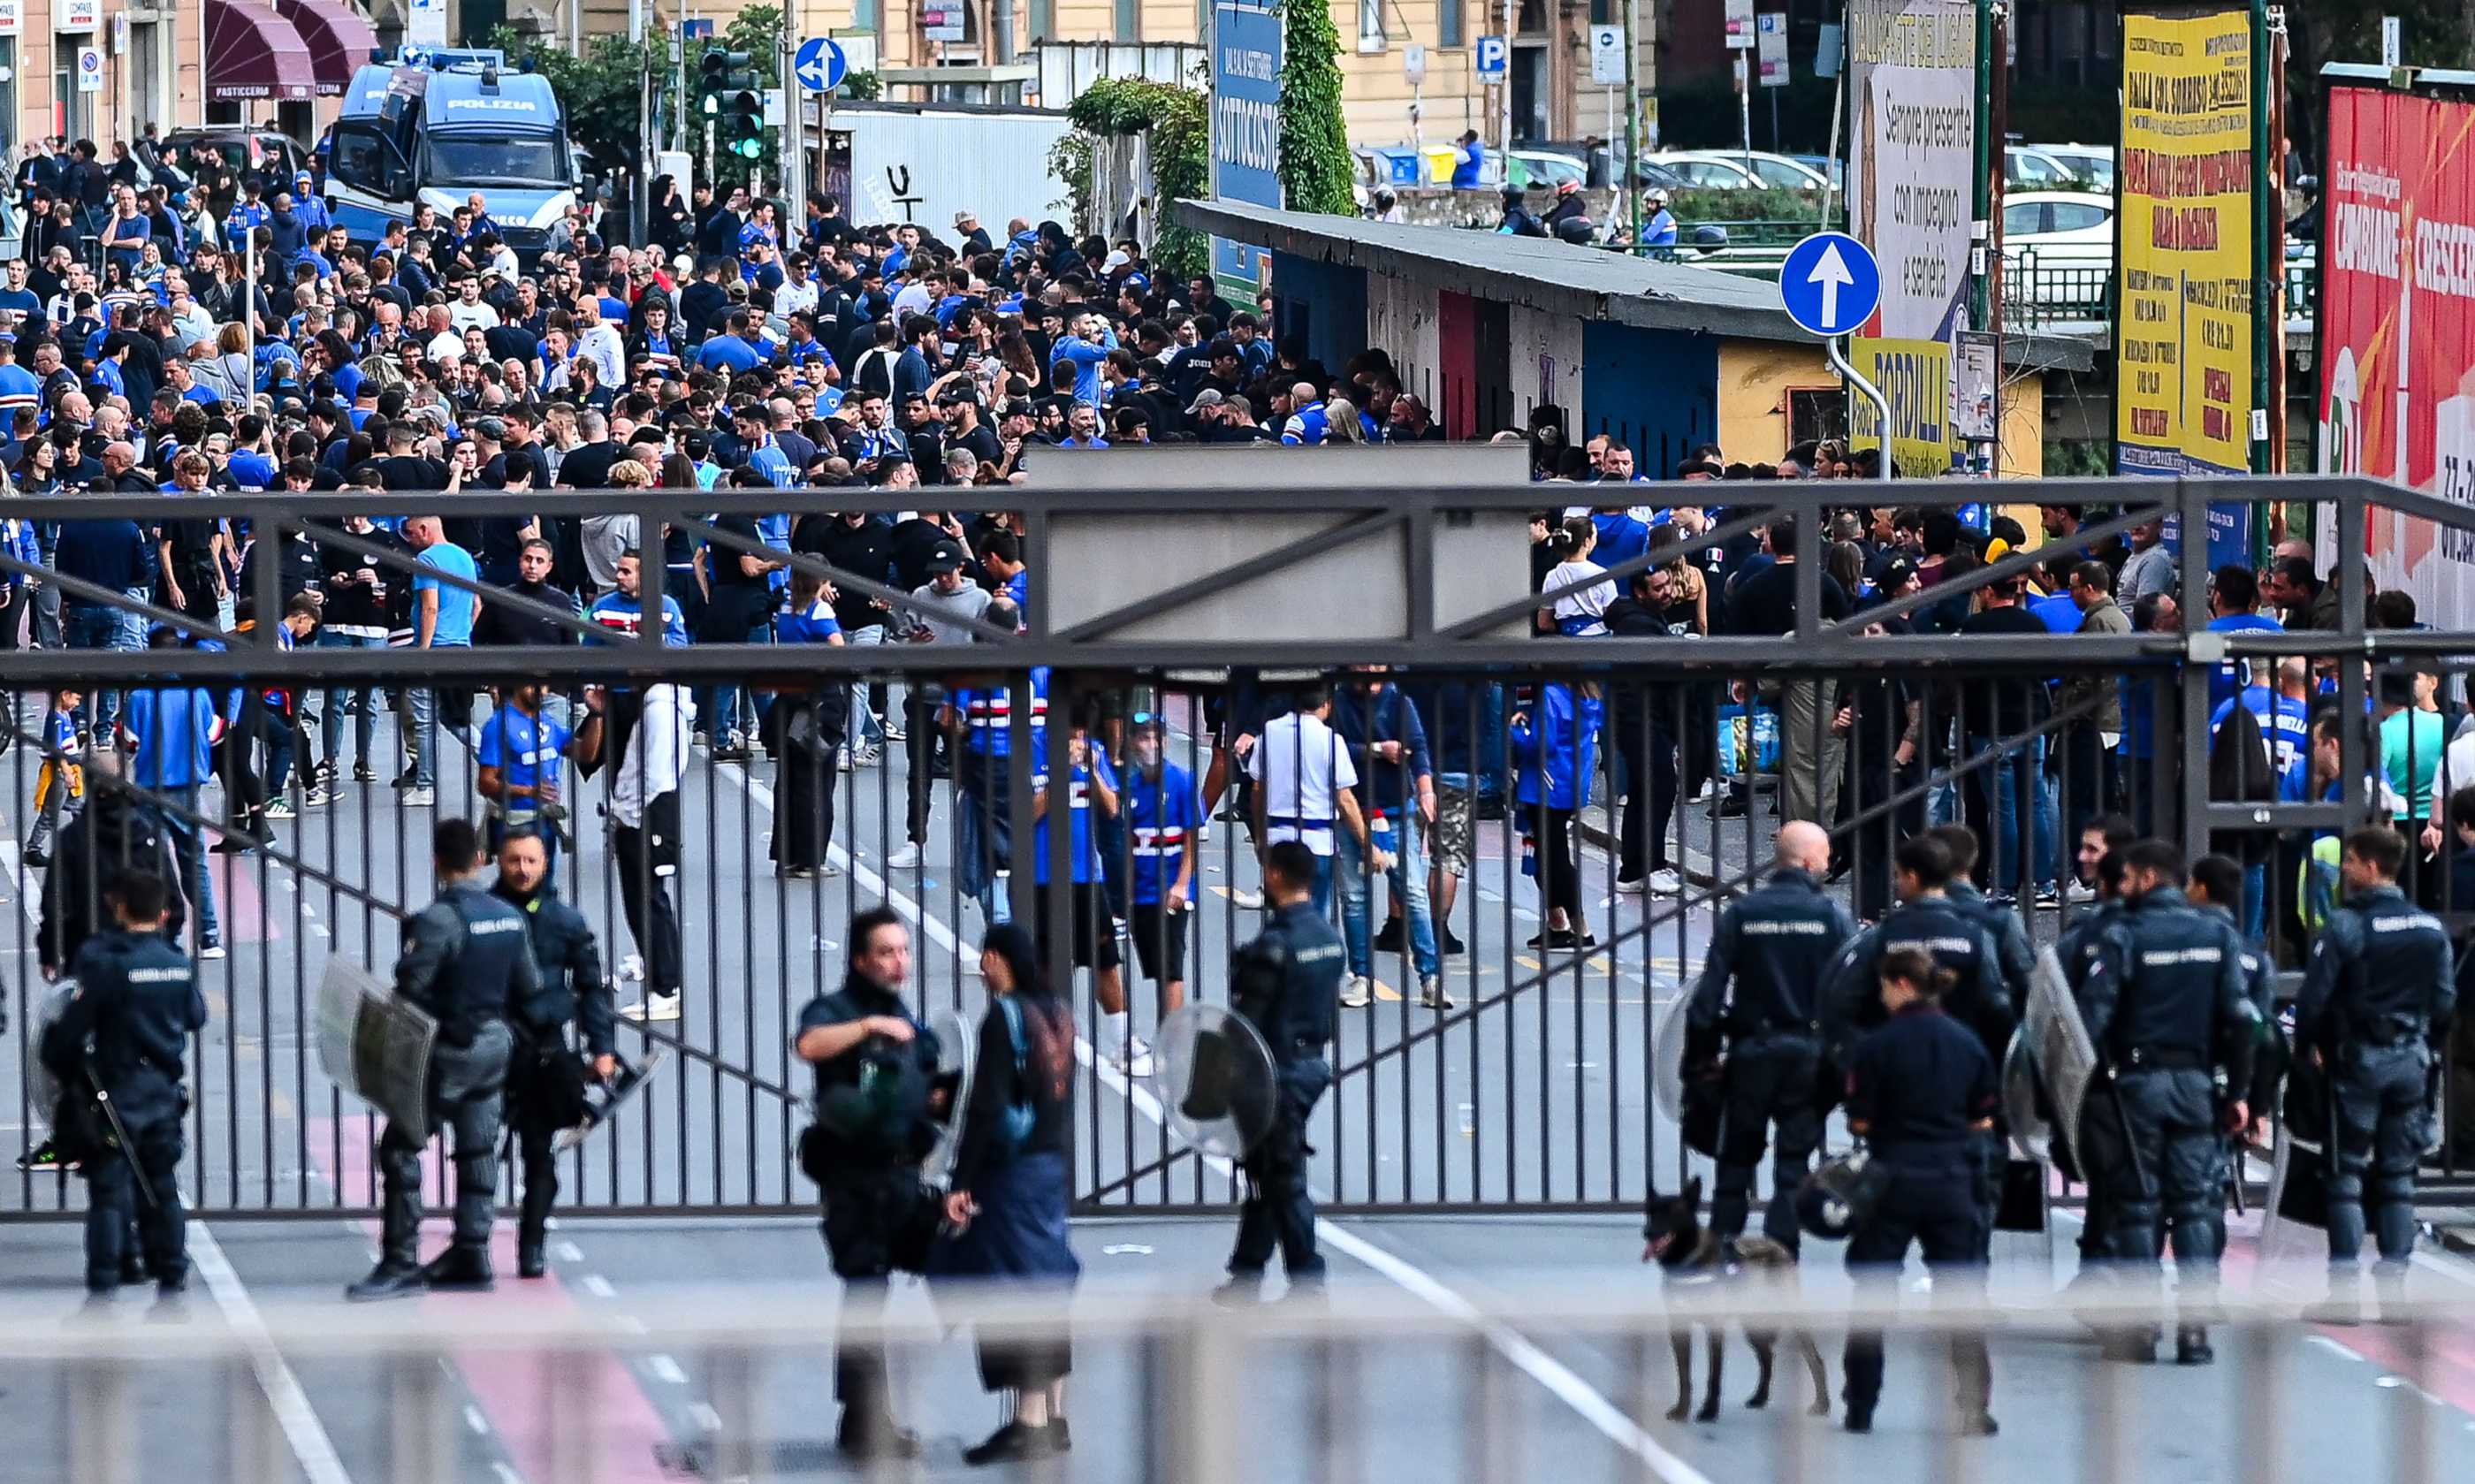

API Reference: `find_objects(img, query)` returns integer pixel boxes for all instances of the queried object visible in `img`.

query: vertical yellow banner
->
[2116,9,2253,477]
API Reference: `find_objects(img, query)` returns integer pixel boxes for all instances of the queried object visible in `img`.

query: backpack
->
[995,996,1037,1151]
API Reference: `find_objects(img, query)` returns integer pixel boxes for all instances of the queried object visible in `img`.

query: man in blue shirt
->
[55,514,154,733]
[1122,715,1199,1019]
[586,551,690,647]
[1279,383,1330,445]
[2204,564,2283,712]
[478,681,575,879]
[1451,129,1484,189]
[2212,655,2311,778]
[695,312,768,375]
[407,515,477,803]
[1035,729,1147,1072]
[121,628,224,957]
[0,258,39,316]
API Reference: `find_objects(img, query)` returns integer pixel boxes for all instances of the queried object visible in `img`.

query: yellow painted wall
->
[1712,340,2048,478]
[1714,339,1826,466]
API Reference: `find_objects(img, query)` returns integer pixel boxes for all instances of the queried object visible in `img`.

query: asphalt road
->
[4,689,2473,1483]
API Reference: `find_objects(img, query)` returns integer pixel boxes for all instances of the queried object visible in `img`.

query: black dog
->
[1643,1176,1830,1422]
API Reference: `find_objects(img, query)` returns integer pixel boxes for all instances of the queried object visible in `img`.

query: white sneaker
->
[1116,1037,1154,1077]
[1647,868,1686,896]
[400,787,436,807]
[263,800,296,820]
[198,942,226,961]
[1420,975,1455,1008]
[838,749,857,773]
[621,991,682,1023]
[616,953,646,984]
[1614,877,1646,895]
[1230,887,1265,910]
[887,841,922,870]
[1340,974,1374,1008]
[2064,879,2098,903]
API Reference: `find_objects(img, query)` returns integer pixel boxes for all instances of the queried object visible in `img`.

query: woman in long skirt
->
[937,923,1080,1465]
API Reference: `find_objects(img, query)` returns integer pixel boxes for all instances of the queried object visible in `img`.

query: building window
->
[1359,0,1384,50]
[1788,387,1848,448]
[0,40,18,167]
[1029,0,1050,41]
[1114,0,1138,41]
[1440,0,1464,47]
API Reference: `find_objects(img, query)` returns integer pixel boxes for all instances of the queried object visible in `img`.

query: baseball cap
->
[925,543,965,574]
[995,397,1034,420]
[953,209,976,227]
[474,415,507,440]
[1186,388,1225,417]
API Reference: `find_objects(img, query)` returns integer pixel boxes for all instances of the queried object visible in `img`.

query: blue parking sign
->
[1476,35,1508,78]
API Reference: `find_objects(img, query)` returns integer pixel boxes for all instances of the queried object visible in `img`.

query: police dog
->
[1642,1176,1829,1422]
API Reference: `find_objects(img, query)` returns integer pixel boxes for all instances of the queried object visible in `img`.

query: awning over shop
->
[270,0,379,96]
[204,0,319,103]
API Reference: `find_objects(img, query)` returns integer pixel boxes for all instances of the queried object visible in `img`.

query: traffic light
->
[697,45,765,160]
[722,87,765,159]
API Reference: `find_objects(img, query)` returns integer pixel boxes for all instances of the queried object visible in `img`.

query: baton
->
[2104,1067,2152,1202]
[85,1066,157,1212]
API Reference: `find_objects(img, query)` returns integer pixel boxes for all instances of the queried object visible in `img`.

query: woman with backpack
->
[936,923,1080,1465]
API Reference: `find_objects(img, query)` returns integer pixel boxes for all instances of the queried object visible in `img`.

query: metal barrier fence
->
[4,1279,2469,1484]
[1,475,2471,1222]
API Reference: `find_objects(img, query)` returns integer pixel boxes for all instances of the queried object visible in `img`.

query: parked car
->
[2002,189,2113,261]
[2033,142,2114,192]
[1649,153,1765,191]
[1509,149,1590,190]
[1656,150,1827,192]
[1786,154,1846,193]
[2005,144,2082,191]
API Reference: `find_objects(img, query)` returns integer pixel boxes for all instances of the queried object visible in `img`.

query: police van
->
[321,48,581,263]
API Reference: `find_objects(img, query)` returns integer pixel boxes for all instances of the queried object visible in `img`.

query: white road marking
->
[720,761,1712,1484]
[491,1464,524,1484]
[647,1354,688,1385]
[687,1402,724,1434]
[464,1404,491,1434]
[581,1273,616,1298]
[0,827,356,1484]
[553,1239,585,1263]
[189,1224,359,1484]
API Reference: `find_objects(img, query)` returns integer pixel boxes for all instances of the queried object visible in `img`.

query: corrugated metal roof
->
[1174,198,2095,372]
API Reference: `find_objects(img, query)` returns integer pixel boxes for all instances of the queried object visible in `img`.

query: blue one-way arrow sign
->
[1777,230,1881,339]
[795,36,848,93]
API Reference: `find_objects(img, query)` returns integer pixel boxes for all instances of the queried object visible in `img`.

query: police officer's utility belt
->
[435,1012,506,1048]
[2116,1045,2206,1071]
[1731,1019,1821,1042]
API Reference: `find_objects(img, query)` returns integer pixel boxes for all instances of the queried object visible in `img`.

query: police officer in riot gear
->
[42,868,204,1297]
[1824,833,2009,1074]
[793,905,945,1461]
[492,826,613,1280]
[2294,826,2456,1320]
[2075,840,2257,1364]
[1839,947,1999,1435]
[348,819,542,1301]
[1216,840,1346,1304]
[1685,821,1854,1250]
[1929,825,2035,1007]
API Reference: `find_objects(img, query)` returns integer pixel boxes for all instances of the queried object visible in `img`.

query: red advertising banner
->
[2319,84,2475,627]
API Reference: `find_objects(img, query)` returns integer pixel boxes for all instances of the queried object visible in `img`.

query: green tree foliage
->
[1062,77,1209,279]
[484,27,671,182]
[1276,0,1354,216]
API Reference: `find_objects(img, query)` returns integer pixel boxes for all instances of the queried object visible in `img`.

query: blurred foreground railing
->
[9,1275,2471,1483]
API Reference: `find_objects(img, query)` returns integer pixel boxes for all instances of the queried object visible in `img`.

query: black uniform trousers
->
[1843,1163,1991,1417]
[377,1024,511,1266]
[821,1168,930,1417]
[83,1113,184,1290]
[506,1041,570,1247]
[1711,1032,1824,1251]
[2096,1066,2228,1285]
[902,691,940,846]
[1611,707,1679,882]
[2328,1040,2431,1267]
[1230,1057,1331,1283]
[613,816,684,998]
